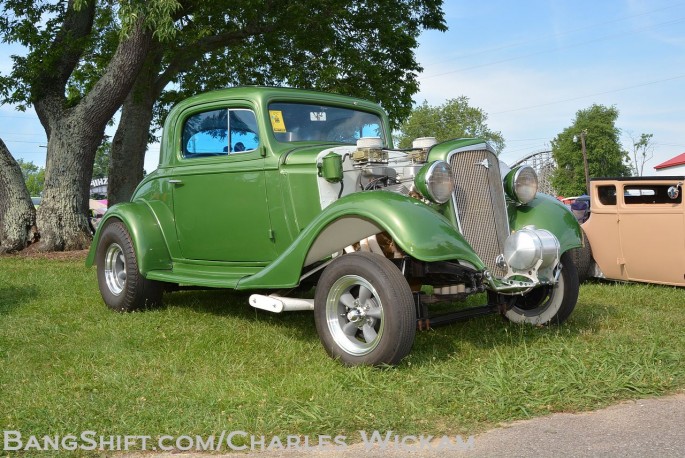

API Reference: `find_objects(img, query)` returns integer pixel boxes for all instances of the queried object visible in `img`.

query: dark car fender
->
[237,191,484,290]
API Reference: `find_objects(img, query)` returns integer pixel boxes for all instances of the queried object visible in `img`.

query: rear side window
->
[597,185,616,205]
[182,109,259,158]
[624,185,682,204]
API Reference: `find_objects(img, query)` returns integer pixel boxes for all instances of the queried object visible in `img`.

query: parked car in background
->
[88,199,108,233]
[581,176,684,286]
[87,87,583,366]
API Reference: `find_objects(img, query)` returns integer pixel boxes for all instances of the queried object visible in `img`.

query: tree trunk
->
[0,139,36,253]
[35,111,103,251]
[108,64,158,206]
[32,17,152,251]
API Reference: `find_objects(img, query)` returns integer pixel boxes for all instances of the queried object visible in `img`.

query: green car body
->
[88,87,582,366]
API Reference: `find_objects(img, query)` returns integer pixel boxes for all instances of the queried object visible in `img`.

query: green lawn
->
[1,255,684,453]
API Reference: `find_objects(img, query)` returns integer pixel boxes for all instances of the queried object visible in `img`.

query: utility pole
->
[574,129,590,195]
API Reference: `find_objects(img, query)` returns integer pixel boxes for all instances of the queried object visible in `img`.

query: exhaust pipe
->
[249,294,314,313]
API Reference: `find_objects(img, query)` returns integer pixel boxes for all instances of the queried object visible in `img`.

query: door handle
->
[169,179,183,184]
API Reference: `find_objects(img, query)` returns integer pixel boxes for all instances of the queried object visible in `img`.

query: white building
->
[90,177,108,197]
[654,152,685,175]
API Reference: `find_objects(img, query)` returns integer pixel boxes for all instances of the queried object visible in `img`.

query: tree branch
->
[154,24,274,94]
[79,16,153,129]
[33,0,96,125]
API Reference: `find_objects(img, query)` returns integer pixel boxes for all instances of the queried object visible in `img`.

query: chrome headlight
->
[503,227,559,271]
[504,166,538,204]
[414,160,454,204]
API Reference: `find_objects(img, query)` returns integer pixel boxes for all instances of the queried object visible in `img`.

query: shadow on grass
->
[407,297,620,366]
[161,288,318,341]
[0,285,38,315]
[153,286,622,367]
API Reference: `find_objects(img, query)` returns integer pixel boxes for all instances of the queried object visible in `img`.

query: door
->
[171,107,276,262]
[583,183,626,280]
[617,182,685,285]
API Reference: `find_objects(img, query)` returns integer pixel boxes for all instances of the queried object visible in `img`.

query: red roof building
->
[654,152,685,171]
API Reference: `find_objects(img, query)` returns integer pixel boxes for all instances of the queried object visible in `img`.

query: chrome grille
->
[449,149,509,276]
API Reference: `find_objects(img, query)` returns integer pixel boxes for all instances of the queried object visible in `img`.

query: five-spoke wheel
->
[314,252,415,366]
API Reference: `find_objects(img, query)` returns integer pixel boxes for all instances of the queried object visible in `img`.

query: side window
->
[624,185,682,204]
[229,110,259,153]
[182,109,228,157]
[182,108,259,158]
[598,185,616,205]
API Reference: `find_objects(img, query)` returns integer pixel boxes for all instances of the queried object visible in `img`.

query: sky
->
[1,0,685,174]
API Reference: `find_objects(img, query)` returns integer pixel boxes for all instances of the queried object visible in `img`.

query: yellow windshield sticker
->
[269,110,286,132]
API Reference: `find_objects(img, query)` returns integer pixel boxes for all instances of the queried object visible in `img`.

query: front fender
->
[85,202,172,275]
[237,192,484,290]
[510,193,583,254]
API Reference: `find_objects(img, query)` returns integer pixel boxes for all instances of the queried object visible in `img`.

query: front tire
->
[504,251,579,325]
[96,220,162,312]
[314,252,416,366]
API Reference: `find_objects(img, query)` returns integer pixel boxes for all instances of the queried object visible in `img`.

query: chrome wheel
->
[104,243,126,296]
[96,221,162,312]
[315,252,416,366]
[326,275,384,356]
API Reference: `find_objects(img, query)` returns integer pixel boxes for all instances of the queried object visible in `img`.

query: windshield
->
[268,102,385,144]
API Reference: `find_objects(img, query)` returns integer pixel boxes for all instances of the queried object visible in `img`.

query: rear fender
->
[85,202,172,275]
[237,192,484,289]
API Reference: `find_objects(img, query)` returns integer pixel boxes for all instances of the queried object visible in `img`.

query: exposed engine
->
[315,136,559,297]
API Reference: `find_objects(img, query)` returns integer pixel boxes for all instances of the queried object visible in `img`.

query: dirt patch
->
[1,243,89,261]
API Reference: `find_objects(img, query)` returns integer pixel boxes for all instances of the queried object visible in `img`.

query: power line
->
[0,131,45,137]
[0,114,40,120]
[490,73,685,115]
[0,139,46,144]
[504,143,550,155]
[421,1,685,68]
[399,73,685,131]
[420,16,685,80]
[506,137,549,142]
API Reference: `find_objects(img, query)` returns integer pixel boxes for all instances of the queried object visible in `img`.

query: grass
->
[1,255,684,454]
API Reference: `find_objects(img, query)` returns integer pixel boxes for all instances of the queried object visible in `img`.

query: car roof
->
[173,86,385,113]
[591,176,684,182]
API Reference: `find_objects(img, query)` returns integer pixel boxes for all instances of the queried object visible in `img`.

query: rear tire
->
[571,230,593,283]
[96,220,162,312]
[314,252,416,366]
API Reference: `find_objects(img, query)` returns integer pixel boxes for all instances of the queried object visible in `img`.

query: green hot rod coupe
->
[87,87,582,366]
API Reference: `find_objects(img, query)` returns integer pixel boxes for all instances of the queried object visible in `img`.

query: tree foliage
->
[551,104,630,196]
[395,97,505,151]
[0,0,167,250]
[626,132,654,177]
[16,159,45,196]
[92,140,110,180]
[144,0,448,130]
[100,0,447,204]
[0,0,448,248]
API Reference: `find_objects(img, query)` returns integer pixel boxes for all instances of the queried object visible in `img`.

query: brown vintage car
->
[581,176,684,286]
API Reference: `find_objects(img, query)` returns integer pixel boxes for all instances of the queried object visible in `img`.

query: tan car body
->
[583,177,685,286]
